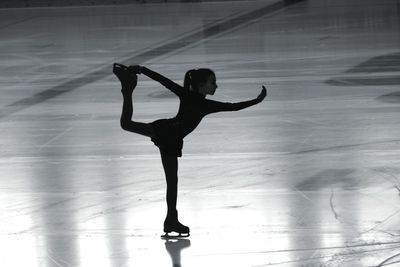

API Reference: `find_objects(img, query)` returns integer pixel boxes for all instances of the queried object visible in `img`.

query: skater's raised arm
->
[131,65,182,96]
[207,86,267,113]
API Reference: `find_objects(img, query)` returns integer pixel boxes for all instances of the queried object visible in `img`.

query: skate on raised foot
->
[113,63,137,94]
[113,63,128,71]
[113,63,141,74]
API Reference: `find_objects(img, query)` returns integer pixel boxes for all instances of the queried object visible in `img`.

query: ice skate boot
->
[161,210,190,239]
[113,63,137,94]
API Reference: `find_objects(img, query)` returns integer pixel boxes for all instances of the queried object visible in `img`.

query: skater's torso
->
[172,91,221,138]
[142,67,259,140]
[142,67,242,139]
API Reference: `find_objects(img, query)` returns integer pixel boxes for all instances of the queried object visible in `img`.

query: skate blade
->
[113,63,128,69]
[161,232,190,240]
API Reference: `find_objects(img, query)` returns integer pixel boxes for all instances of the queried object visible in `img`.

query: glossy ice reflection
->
[1,0,400,266]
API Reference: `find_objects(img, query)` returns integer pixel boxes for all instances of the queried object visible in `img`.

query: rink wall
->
[0,0,243,8]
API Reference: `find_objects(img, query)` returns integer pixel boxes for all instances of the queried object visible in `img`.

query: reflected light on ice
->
[78,216,111,267]
[0,205,40,267]
[0,235,39,267]
[181,190,294,267]
[78,233,111,267]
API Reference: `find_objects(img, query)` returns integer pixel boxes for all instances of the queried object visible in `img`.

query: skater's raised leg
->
[160,152,189,236]
[114,63,156,138]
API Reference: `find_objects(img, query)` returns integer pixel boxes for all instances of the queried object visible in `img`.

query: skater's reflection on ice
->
[165,238,191,267]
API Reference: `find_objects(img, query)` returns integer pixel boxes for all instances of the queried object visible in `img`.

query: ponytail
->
[184,69,195,90]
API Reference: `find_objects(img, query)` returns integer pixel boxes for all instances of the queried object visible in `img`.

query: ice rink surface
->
[1,0,400,266]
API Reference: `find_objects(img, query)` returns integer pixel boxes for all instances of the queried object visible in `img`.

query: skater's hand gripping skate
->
[128,65,142,74]
[113,63,138,95]
[257,85,267,102]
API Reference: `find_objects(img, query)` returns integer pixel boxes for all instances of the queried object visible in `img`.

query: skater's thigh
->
[123,121,156,138]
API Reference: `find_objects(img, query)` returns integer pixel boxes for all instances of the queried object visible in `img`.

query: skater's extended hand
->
[257,86,267,102]
[128,65,142,74]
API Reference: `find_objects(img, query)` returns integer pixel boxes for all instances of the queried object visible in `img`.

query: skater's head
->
[184,69,217,95]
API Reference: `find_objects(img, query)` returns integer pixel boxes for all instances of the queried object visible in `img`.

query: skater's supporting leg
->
[160,151,178,214]
[160,151,190,235]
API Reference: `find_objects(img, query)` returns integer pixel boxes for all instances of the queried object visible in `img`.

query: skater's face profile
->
[199,74,217,95]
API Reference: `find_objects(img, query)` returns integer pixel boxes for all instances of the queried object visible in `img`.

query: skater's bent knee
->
[120,119,129,131]
[120,119,136,132]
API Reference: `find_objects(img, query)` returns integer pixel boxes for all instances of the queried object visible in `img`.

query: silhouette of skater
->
[113,63,266,237]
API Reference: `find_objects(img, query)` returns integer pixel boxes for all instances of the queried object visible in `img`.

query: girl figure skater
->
[113,63,267,237]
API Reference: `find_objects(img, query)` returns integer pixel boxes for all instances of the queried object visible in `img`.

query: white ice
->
[0,0,400,266]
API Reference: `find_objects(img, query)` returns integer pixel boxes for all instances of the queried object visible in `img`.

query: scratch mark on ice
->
[330,188,340,221]
[377,252,400,267]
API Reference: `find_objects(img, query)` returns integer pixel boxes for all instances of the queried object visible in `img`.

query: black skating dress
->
[141,67,261,157]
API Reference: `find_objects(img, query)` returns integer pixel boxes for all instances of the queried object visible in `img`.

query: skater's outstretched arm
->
[206,86,267,113]
[131,65,183,96]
